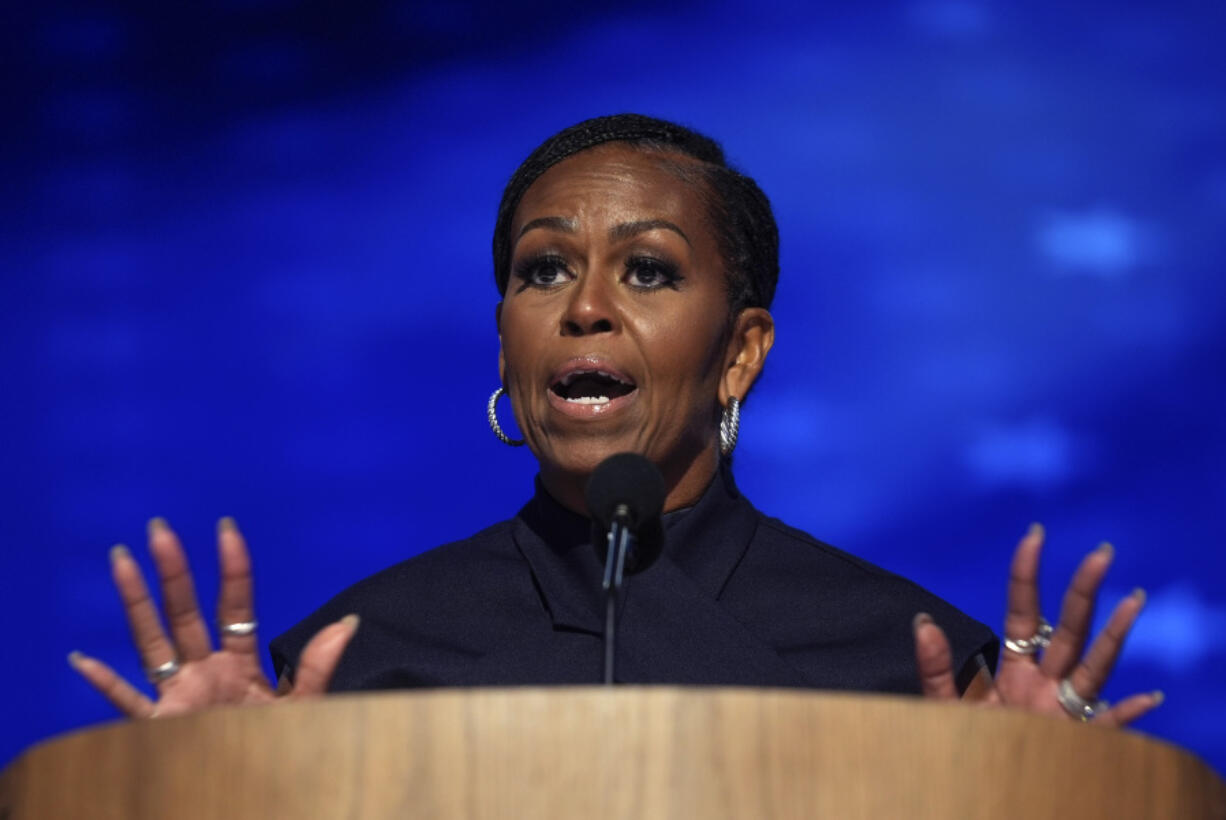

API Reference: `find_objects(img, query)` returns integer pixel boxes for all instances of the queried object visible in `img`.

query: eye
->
[513,254,572,291]
[625,256,682,291]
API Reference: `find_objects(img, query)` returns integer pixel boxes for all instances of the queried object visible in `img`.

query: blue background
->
[3,1,1223,774]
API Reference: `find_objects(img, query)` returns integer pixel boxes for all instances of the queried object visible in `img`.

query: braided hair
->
[492,114,779,314]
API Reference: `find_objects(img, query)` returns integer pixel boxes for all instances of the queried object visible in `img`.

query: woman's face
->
[498,143,771,512]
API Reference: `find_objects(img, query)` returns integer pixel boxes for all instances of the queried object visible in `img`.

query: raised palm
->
[70,518,356,718]
[914,524,1161,725]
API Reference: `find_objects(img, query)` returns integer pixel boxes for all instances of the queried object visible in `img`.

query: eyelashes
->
[512,253,684,292]
[512,253,570,291]
[626,256,682,290]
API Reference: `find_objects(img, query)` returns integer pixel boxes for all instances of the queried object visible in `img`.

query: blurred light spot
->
[1120,584,1226,672]
[965,418,1077,488]
[908,1,991,38]
[1037,208,1159,277]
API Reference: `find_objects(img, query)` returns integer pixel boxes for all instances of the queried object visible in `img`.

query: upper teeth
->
[560,369,626,386]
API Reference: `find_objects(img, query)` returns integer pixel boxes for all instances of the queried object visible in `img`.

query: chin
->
[539,428,712,487]
[543,438,645,479]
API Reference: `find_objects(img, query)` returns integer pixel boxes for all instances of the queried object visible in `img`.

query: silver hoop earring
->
[720,396,741,457]
[488,387,525,447]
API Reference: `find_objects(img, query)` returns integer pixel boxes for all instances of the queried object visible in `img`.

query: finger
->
[216,517,259,656]
[146,518,212,662]
[68,650,156,718]
[290,614,360,698]
[1069,588,1146,700]
[1094,691,1164,728]
[1040,542,1114,677]
[1002,523,1044,663]
[110,544,177,684]
[912,613,959,700]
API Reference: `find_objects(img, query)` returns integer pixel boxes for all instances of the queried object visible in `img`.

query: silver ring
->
[219,620,258,637]
[1057,677,1109,721]
[1003,616,1053,655]
[146,659,181,684]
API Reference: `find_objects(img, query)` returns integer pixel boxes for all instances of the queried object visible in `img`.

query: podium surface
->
[2,688,1223,819]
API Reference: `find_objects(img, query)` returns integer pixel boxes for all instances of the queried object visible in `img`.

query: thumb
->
[913,613,959,699]
[289,614,360,698]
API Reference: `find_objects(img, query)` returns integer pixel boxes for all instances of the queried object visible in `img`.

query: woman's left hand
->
[913,523,1163,726]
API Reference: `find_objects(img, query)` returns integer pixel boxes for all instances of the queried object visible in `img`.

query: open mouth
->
[549,369,637,405]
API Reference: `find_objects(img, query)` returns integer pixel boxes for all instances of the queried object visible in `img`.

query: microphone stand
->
[601,503,634,685]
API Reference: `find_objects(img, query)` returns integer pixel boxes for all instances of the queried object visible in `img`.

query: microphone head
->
[585,452,666,532]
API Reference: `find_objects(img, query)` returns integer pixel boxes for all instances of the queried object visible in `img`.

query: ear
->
[718,308,775,406]
[495,301,506,384]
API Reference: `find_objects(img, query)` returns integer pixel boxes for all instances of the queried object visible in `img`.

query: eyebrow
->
[517,216,576,239]
[609,219,691,247]
[517,216,692,247]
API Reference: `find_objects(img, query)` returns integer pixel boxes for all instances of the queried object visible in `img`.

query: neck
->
[538,444,721,519]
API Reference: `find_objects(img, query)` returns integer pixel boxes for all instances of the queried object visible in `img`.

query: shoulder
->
[269,518,523,671]
[731,509,999,690]
[750,513,954,604]
[334,518,520,605]
[755,514,917,579]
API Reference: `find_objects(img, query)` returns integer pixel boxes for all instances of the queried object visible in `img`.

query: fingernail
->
[1151,690,1165,705]
[67,650,85,669]
[109,543,130,562]
[341,613,360,630]
[912,612,933,629]
[1028,522,1045,539]
[1097,541,1114,559]
[217,516,237,534]
[1133,587,1147,606]
[147,517,168,536]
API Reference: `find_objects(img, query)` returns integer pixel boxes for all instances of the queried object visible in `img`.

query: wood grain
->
[2,688,1223,819]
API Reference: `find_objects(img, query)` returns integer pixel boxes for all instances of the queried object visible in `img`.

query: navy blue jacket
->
[271,466,998,693]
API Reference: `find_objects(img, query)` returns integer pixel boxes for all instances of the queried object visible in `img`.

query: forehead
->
[511,144,711,234]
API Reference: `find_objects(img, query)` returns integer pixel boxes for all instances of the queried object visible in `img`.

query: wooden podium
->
[2,688,1223,819]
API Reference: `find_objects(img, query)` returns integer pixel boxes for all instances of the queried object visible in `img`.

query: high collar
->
[511,460,760,635]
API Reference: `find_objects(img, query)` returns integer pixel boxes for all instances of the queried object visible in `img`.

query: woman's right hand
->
[69,517,358,718]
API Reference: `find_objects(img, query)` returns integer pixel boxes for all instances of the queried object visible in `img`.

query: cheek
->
[498,307,536,372]
[498,311,548,403]
[643,311,728,400]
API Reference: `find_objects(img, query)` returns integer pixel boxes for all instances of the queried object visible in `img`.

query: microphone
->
[586,453,665,571]
[585,453,665,685]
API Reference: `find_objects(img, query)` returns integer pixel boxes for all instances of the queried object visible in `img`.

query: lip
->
[546,355,639,420]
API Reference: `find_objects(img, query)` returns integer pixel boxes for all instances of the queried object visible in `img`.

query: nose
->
[561,269,617,336]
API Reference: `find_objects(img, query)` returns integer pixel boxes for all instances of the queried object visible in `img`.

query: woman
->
[70,114,1159,724]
